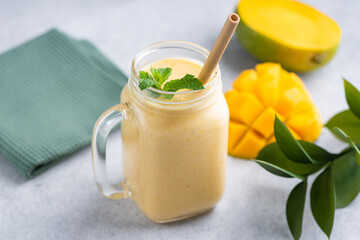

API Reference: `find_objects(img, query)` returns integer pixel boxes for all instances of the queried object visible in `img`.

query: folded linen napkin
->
[0,29,127,178]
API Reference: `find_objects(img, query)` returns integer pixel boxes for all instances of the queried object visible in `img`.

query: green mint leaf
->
[163,74,205,92]
[138,68,204,96]
[344,78,360,119]
[150,67,172,85]
[326,110,360,143]
[298,140,338,163]
[286,179,307,240]
[139,71,160,90]
[333,151,360,208]
[310,165,335,238]
[274,116,315,164]
[256,143,321,180]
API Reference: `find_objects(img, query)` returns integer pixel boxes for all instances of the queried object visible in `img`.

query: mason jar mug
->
[91,41,229,223]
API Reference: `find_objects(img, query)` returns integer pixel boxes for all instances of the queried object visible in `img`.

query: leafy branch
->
[255,79,360,239]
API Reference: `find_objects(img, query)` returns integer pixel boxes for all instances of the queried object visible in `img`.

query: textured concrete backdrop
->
[0,0,359,239]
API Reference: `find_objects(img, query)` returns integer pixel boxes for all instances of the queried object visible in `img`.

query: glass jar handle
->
[91,103,131,200]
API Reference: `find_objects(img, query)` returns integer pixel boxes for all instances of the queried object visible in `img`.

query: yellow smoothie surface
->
[121,58,228,222]
[144,58,202,84]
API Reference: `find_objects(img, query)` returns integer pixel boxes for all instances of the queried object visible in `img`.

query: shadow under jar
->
[92,41,229,223]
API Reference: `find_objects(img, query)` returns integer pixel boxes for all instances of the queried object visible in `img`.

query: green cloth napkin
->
[0,29,127,178]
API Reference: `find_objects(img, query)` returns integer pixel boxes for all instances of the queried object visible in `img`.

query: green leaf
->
[138,71,160,90]
[346,135,360,166]
[163,74,205,92]
[331,127,349,141]
[348,139,360,166]
[340,145,354,155]
[333,151,360,208]
[255,160,293,178]
[286,179,307,240]
[331,127,360,165]
[326,110,360,143]
[150,67,172,85]
[344,79,360,119]
[274,116,314,163]
[298,140,338,163]
[310,166,335,238]
[256,143,321,180]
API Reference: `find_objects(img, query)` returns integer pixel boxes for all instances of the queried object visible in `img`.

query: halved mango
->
[236,0,341,72]
[225,62,322,159]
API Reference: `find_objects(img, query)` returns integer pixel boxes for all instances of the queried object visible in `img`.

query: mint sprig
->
[138,71,160,90]
[255,79,360,240]
[150,67,172,86]
[138,67,204,99]
[163,74,204,92]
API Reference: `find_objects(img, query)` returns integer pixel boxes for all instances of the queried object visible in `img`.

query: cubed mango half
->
[225,62,322,159]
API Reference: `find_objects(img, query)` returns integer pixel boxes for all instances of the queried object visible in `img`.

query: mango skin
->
[235,20,339,72]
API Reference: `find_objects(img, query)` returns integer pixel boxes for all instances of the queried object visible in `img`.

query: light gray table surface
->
[0,0,359,239]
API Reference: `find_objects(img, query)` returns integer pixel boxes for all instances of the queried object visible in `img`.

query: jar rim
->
[129,41,220,105]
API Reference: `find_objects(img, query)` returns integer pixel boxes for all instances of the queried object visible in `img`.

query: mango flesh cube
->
[275,87,307,118]
[225,90,264,124]
[286,109,322,142]
[267,135,276,144]
[232,130,267,159]
[233,69,257,93]
[228,122,247,152]
[255,62,281,77]
[252,107,285,139]
[288,73,306,91]
[253,63,281,106]
[278,70,306,92]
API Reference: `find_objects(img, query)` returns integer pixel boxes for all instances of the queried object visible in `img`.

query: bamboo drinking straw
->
[198,13,240,84]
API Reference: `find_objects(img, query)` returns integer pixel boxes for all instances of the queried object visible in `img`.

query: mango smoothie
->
[120,58,229,222]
